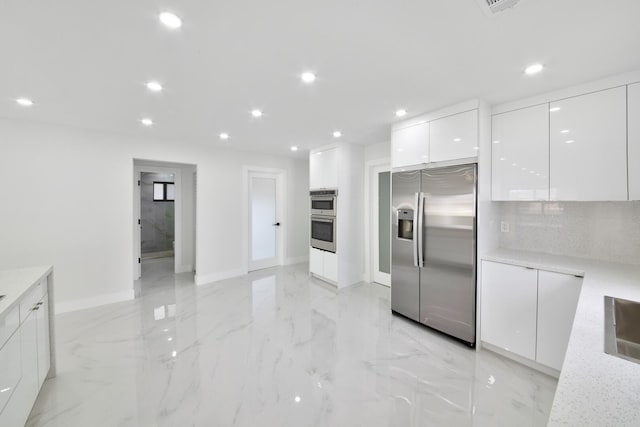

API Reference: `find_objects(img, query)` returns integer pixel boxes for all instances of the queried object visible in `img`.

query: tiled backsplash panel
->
[498,202,640,265]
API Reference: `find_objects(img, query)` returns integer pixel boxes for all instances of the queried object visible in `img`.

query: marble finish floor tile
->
[27,259,557,426]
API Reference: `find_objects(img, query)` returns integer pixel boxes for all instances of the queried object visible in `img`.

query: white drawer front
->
[19,280,45,324]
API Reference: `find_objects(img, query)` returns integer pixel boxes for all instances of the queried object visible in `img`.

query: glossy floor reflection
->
[27,259,557,426]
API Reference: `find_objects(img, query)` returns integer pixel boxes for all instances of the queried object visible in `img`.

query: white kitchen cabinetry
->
[309,247,338,283]
[492,104,550,201]
[309,147,338,189]
[549,86,627,201]
[629,82,640,200]
[391,121,429,168]
[481,261,583,373]
[480,261,538,360]
[0,268,55,427]
[536,271,582,371]
[430,110,478,162]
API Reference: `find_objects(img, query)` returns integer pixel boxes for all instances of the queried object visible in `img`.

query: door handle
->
[273,222,281,226]
[418,192,425,268]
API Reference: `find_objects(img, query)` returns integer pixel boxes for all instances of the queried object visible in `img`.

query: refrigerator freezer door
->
[391,170,421,321]
[420,164,477,344]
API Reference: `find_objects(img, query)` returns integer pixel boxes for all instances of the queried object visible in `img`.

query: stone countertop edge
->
[481,249,640,427]
[0,265,53,318]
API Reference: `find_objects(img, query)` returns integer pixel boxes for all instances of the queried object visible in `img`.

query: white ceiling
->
[1,0,640,157]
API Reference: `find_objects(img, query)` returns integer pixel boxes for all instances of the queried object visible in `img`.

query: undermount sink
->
[0,295,5,301]
[605,296,640,364]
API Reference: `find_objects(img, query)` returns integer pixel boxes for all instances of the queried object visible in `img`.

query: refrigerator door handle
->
[413,192,419,267]
[418,192,425,268]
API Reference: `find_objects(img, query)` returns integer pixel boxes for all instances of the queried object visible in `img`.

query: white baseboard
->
[195,268,245,286]
[55,289,134,314]
[481,341,560,378]
[176,264,193,274]
[284,255,309,265]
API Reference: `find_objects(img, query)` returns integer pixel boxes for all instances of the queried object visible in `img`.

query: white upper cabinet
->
[391,121,429,168]
[492,104,550,201]
[430,110,478,162]
[310,147,338,189]
[549,87,627,201]
[629,83,640,200]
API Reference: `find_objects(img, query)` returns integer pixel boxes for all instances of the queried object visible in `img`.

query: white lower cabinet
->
[481,261,582,372]
[536,271,582,370]
[480,262,538,360]
[0,289,52,427]
[309,247,338,283]
[309,247,323,276]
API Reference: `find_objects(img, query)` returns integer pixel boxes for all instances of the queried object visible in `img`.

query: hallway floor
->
[26,261,557,426]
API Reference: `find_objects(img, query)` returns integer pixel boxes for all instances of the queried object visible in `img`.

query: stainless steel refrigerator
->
[391,163,477,346]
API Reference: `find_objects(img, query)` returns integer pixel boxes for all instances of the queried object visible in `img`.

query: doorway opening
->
[133,160,197,293]
[244,167,286,272]
[366,160,391,287]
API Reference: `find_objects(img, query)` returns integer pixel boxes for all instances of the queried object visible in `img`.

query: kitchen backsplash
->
[498,201,640,265]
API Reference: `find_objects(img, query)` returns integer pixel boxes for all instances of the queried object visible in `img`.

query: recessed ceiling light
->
[146,81,163,92]
[395,109,407,118]
[16,98,33,107]
[560,129,570,134]
[332,131,342,138]
[473,146,480,150]
[499,157,506,161]
[290,146,298,152]
[512,163,517,166]
[219,132,229,140]
[251,109,263,118]
[565,140,574,144]
[453,138,462,142]
[549,107,561,112]
[300,72,316,84]
[140,118,153,126]
[159,12,182,29]
[524,63,544,75]
[493,140,500,144]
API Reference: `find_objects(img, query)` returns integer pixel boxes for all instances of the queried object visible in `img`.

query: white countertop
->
[483,249,640,427]
[0,265,53,317]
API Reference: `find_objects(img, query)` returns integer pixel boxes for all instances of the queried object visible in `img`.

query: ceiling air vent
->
[475,0,522,16]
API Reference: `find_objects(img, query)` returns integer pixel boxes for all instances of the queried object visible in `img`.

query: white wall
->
[364,141,390,162]
[0,118,309,312]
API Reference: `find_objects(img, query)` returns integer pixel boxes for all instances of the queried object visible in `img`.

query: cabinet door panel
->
[309,152,322,189]
[629,83,640,200]
[480,261,537,360]
[550,87,627,200]
[492,104,550,201]
[323,251,338,282]
[392,122,429,168]
[309,248,323,275]
[322,148,338,188]
[0,329,21,414]
[536,271,582,370]
[430,110,478,162]
[37,293,51,386]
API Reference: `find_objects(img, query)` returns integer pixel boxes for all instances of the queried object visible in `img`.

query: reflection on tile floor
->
[27,258,557,426]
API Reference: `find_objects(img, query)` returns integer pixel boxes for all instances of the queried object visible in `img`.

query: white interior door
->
[249,172,282,271]
[373,165,391,286]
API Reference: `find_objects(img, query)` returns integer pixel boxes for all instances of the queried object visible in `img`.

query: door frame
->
[364,158,391,286]
[133,164,182,279]
[242,166,287,273]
